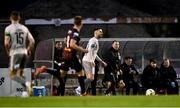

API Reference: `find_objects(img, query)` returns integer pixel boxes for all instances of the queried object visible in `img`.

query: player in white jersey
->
[4,11,35,97]
[82,28,107,95]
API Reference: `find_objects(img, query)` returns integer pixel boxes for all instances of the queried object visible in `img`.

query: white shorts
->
[82,61,95,75]
[10,53,27,71]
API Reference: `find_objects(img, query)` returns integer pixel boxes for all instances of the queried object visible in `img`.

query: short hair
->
[112,40,118,44]
[149,58,157,63]
[124,56,132,60]
[10,11,20,21]
[162,58,170,64]
[55,41,60,44]
[93,27,102,31]
[74,16,82,26]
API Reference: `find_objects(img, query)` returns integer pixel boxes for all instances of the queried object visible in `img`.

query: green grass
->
[0,96,180,107]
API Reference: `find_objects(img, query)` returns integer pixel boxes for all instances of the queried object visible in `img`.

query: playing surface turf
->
[0,96,180,107]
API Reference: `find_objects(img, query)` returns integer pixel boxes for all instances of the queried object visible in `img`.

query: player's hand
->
[83,49,88,53]
[27,47,32,56]
[119,80,125,88]
[28,50,32,56]
[92,62,95,67]
[101,61,107,67]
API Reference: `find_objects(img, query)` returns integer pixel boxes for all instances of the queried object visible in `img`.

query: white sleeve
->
[4,27,10,36]
[27,29,34,42]
[96,55,103,62]
[89,41,96,63]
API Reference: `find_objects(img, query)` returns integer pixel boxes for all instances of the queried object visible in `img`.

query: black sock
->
[57,85,61,96]
[46,69,61,79]
[91,80,97,95]
[112,86,116,95]
[78,76,85,94]
[60,81,65,96]
[60,77,67,96]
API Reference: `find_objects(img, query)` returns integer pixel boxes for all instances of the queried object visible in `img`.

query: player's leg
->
[118,80,125,95]
[104,74,114,95]
[35,65,61,79]
[20,54,32,96]
[58,74,67,96]
[74,58,85,95]
[9,54,26,88]
[91,74,97,95]
[17,68,32,96]
[83,61,94,94]
[35,64,68,96]
[10,54,31,96]
[91,62,98,95]
[125,82,131,95]
[58,62,68,96]
[111,74,116,95]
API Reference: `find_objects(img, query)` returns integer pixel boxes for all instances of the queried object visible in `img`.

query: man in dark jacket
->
[141,58,160,94]
[103,40,123,95]
[121,56,139,95]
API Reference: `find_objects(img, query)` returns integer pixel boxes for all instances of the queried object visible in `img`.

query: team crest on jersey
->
[91,43,97,50]
[73,32,79,37]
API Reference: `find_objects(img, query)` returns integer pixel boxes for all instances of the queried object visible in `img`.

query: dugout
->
[33,38,180,95]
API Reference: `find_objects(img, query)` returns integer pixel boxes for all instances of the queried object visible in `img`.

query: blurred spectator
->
[102,40,124,95]
[121,56,139,95]
[141,58,160,94]
[53,41,66,96]
[54,41,63,65]
[35,41,65,96]
[159,58,179,94]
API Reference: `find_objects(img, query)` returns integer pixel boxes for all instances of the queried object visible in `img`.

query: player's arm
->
[27,31,35,56]
[4,29,11,56]
[89,44,95,63]
[70,39,88,53]
[96,55,107,67]
[88,42,96,65]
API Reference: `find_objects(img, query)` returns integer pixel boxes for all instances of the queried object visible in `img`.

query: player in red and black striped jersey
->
[60,16,88,96]
[35,16,88,96]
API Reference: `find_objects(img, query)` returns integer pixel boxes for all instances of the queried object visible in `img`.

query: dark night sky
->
[1,0,36,18]
[1,0,180,18]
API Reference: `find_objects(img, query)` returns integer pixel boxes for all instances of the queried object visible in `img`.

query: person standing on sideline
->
[4,11,35,97]
[53,41,64,96]
[82,28,107,95]
[102,40,124,96]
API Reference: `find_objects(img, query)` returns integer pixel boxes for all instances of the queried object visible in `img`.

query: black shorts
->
[61,55,82,72]
[10,53,27,71]
[103,73,116,83]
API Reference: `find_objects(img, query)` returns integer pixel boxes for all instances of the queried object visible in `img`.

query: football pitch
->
[0,96,180,108]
